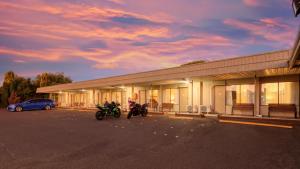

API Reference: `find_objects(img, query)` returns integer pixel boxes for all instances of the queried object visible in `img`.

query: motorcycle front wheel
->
[127,111,133,119]
[114,108,121,118]
[95,111,105,120]
[142,110,148,117]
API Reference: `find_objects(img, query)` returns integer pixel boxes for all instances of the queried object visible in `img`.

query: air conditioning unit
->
[200,105,211,113]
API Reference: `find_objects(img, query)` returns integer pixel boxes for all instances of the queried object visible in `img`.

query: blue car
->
[7,99,56,112]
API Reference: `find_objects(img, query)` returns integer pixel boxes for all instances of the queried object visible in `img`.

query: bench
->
[162,103,174,112]
[268,104,297,118]
[232,103,254,116]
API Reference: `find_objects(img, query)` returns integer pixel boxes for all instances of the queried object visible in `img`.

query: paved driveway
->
[0,109,299,169]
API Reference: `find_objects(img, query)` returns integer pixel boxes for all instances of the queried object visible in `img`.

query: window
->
[102,92,111,104]
[226,84,255,105]
[163,89,171,103]
[261,83,278,105]
[170,89,179,104]
[139,90,146,104]
[147,89,159,111]
[261,82,298,105]
[179,87,188,112]
[147,90,159,103]
[112,91,121,104]
[163,88,178,104]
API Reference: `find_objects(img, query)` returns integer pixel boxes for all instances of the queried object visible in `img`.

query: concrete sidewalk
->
[219,114,300,126]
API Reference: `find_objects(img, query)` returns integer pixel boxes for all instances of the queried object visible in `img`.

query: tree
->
[34,72,72,99]
[0,86,3,106]
[8,91,20,104]
[1,71,16,107]
[0,71,72,107]
[13,77,36,101]
[3,71,15,85]
[35,72,72,87]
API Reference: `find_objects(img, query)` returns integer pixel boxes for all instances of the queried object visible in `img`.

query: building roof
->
[37,50,292,93]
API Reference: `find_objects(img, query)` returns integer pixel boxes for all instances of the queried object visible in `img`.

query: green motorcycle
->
[95,102,121,120]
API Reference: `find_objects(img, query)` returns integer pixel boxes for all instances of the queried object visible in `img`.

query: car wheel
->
[15,106,23,112]
[45,105,51,110]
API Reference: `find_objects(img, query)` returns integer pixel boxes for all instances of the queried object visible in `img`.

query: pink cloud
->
[13,60,27,63]
[0,19,170,42]
[224,18,297,47]
[0,1,171,24]
[243,0,264,7]
[0,0,297,78]
[107,0,125,5]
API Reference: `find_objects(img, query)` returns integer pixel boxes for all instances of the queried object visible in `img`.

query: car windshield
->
[23,100,32,103]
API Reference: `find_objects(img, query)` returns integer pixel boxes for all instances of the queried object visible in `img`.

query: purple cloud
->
[0,0,298,82]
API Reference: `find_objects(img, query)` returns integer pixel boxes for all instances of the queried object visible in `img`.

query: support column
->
[188,81,193,112]
[132,85,134,101]
[192,80,201,113]
[254,76,260,116]
[159,85,163,112]
[93,89,95,106]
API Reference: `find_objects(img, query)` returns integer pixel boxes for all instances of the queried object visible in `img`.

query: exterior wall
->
[51,74,300,118]
[259,75,299,118]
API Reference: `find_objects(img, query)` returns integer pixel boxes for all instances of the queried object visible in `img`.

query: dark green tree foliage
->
[1,71,15,107]
[0,86,3,106]
[8,91,20,104]
[13,77,36,101]
[35,72,72,87]
[0,71,72,107]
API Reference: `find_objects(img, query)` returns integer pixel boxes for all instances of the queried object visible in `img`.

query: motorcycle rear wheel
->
[95,111,105,120]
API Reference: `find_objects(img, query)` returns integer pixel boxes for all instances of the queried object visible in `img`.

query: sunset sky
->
[0,0,299,84]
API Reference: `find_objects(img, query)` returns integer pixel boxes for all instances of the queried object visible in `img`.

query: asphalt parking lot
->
[0,109,300,169]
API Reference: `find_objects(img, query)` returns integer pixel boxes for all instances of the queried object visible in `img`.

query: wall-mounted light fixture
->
[293,0,300,17]
[183,78,192,84]
[119,85,126,89]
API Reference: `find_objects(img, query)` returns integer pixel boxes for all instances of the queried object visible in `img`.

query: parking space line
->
[219,120,293,129]
[169,116,194,120]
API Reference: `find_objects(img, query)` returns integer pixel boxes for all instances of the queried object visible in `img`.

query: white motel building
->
[37,32,300,119]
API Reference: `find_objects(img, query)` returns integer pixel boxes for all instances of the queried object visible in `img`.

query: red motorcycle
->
[127,101,148,119]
